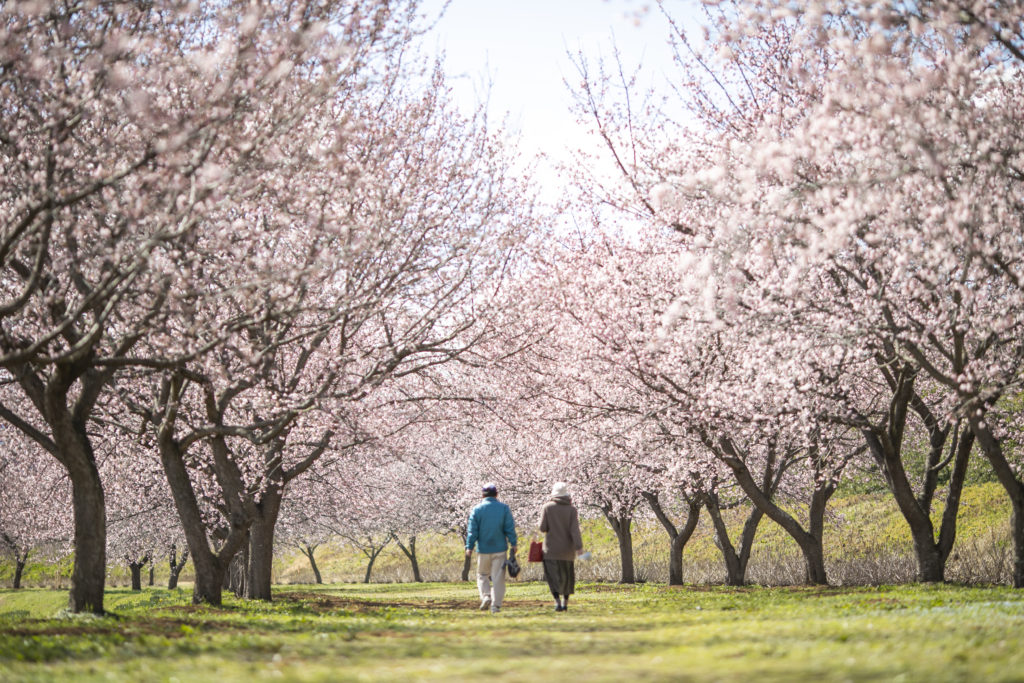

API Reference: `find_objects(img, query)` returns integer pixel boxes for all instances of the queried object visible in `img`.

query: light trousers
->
[476,551,507,607]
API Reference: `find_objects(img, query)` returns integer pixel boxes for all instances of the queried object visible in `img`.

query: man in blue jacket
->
[465,482,517,613]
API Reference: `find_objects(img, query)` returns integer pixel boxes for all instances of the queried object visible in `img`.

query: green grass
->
[2,582,1024,681]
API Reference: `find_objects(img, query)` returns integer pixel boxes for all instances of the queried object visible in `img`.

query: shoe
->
[554,605,563,612]
[490,605,501,613]
[479,597,491,611]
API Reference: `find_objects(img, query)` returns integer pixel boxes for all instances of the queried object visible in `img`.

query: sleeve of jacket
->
[504,505,517,548]
[539,504,549,533]
[570,507,583,551]
[466,508,478,551]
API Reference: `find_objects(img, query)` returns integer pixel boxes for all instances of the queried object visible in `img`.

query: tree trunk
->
[862,359,978,584]
[363,546,384,584]
[862,425,948,583]
[715,436,830,585]
[300,544,323,584]
[148,561,155,587]
[13,550,28,589]
[937,424,974,562]
[20,365,111,614]
[363,558,375,584]
[155,375,255,605]
[458,529,471,581]
[806,485,834,585]
[176,533,224,605]
[168,546,189,590]
[1012,496,1024,589]
[188,553,225,605]
[603,511,635,584]
[800,537,828,585]
[617,523,635,584]
[969,413,1024,587]
[159,438,228,605]
[409,539,422,583]
[394,535,423,582]
[911,534,945,582]
[643,491,701,586]
[673,500,702,585]
[230,535,249,598]
[246,488,282,601]
[129,562,145,591]
[705,495,763,586]
[66,459,107,613]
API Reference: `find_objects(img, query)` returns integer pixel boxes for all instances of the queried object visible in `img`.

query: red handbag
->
[528,540,544,563]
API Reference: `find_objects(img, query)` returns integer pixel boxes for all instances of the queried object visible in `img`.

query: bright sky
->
[419,0,693,199]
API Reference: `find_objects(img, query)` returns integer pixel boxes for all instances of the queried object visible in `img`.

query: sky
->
[418,0,692,197]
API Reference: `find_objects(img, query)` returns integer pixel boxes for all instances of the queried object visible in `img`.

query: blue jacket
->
[466,497,517,554]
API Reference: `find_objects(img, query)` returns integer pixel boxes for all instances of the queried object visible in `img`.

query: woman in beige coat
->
[538,482,584,612]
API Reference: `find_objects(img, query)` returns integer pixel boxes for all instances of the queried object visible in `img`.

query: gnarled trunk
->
[713,436,830,586]
[603,510,635,584]
[191,552,226,606]
[643,491,701,586]
[155,373,254,605]
[861,415,973,583]
[159,435,232,605]
[13,550,29,589]
[229,535,249,598]
[458,528,471,581]
[1012,497,1024,588]
[168,545,189,590]
[66,459,107,612]
[12,357,111,613]
[970,413,1024,587]
[394,535,422,582]
[862,358,975,584]
[363,546,385,584]
[299,543,322,584]
[246,488,282,600]
[705,494,763,586]
[129,560,146,591]
[734,464,829,585]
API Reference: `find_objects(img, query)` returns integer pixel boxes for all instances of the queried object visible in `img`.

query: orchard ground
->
[2,582,1024,682]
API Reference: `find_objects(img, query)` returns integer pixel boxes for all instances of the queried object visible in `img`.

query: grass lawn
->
[2,581,1023,682]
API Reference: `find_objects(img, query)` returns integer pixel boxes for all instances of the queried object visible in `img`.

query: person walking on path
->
[466,482,517,613]
[538,481,584,612]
